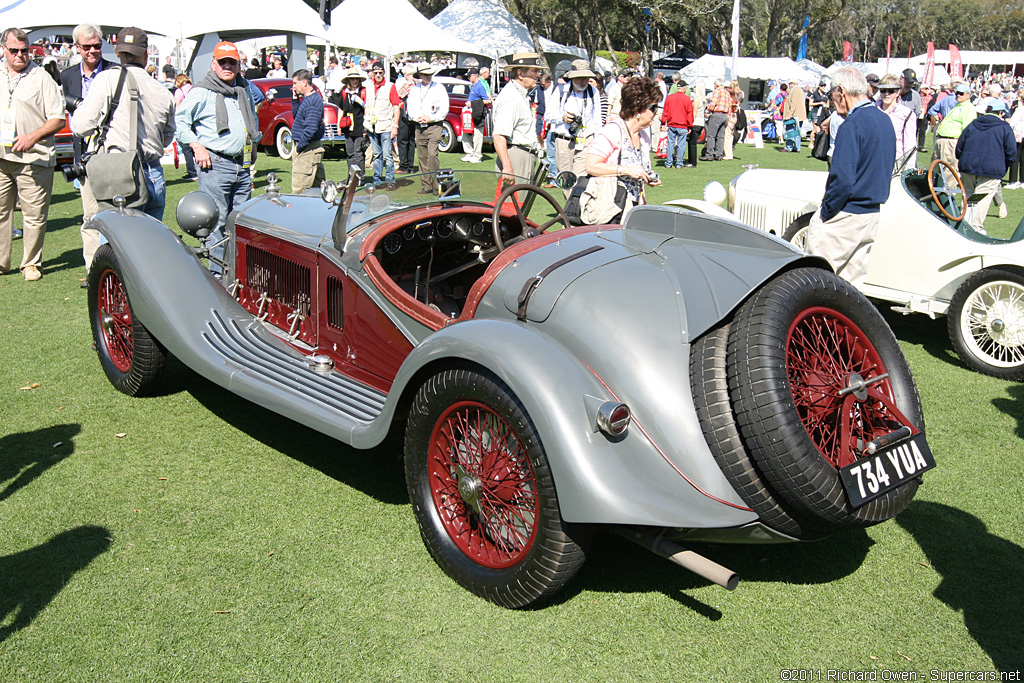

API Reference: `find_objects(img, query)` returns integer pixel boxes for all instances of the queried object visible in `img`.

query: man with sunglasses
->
[0,27,65,282]
[71,27,176,221]
[364,60,400,189]
[59,24,115,283]
[175,41,261,276]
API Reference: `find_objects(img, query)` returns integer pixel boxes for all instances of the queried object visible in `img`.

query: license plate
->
[839,433,936,508]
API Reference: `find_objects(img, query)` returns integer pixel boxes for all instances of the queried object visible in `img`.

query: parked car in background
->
[670,151,1024,381]
[252,78,345,159]
[434,76,491,154]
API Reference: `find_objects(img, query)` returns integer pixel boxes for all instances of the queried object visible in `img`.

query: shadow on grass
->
[877,304,965,370]
[0,424,80,502]
[0,525,111,643]
[895,501,1024,674]
[991,383,1024,439]
[42,247,84,276]
[554,528,873,618]
[165,358,407,506]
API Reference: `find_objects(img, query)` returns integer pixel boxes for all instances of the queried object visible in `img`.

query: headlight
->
[728,176,738,213]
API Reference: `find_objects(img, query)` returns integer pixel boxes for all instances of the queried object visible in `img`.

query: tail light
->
[597,402,631,437]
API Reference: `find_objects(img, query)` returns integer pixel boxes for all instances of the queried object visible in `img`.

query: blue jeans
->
[665,127,688,167]
[368,130,394,184]
[198,153,252,275]
[141,162,167,221]
[545,129,557,180]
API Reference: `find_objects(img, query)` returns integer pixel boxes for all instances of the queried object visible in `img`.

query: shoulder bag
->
[564,121,634,226]
[86,67,149,211]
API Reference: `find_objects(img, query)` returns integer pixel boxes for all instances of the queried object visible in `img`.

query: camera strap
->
[92,66,139,154]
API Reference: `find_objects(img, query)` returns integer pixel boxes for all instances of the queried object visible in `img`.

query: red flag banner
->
[843,41,854,62]
[925,42,935,86]
[949,44,962,79]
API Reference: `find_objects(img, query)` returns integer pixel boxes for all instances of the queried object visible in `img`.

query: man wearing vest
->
[365,60,401,190]
[548,60,602,194]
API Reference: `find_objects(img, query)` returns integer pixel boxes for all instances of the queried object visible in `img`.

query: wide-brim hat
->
[340,66,364,82]
[504,52,545,70]
[564,59,597,80]
[415,62,438,76]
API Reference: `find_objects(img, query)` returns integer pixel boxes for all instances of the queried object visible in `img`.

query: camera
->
[60,160,88,182]
[565,113,581,137]
[648,172,660,184]
[64,94,83,113]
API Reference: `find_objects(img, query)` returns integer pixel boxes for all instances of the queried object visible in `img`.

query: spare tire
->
[727,267,925,529]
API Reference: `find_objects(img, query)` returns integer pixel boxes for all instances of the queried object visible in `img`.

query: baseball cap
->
[987,99,1008,114]
[213,41,240,61]
[466,66,479,76]
[955,83,971,94]
[115,27,148,57]
[370,60,384,72]
[865,73,880,86]
[902,68,918,83]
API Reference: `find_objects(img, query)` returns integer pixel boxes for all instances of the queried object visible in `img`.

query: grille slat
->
[326,276,344,331]
[245,245,311,317]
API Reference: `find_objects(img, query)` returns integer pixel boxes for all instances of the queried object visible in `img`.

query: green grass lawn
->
[1,138,1022,682]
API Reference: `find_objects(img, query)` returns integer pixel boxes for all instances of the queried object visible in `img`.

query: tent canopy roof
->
[431,0,585,60]
[326,0,482,58]
[681,54,812,83]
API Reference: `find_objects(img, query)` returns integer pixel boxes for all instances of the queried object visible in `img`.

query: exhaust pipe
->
[616,527,739,591]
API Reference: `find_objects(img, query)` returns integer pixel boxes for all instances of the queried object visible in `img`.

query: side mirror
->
[555,170,577,190]
[176,191,220,239]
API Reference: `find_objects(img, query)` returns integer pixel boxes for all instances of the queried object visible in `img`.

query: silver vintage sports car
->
[87,170,934,607]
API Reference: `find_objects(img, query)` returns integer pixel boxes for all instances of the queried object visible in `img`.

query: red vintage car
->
[251,78,345,158]
[434,77,492,154]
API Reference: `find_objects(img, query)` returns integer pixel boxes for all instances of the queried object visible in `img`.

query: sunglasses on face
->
[217,58,239,68]
[77,43,102,51]
[648,103,661,113]
[5,46,29,55]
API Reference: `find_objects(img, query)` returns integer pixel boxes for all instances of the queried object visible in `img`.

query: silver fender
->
[364,319,758,529]
[663,198,734,219]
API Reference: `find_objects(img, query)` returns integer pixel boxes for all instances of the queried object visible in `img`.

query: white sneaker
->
[1009,182,1022,190]
[999,203,1008,219]
[460,155,472,162]
[466,157,482,163]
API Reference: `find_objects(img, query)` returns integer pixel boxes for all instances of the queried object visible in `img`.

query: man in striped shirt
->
[702,79,734,161]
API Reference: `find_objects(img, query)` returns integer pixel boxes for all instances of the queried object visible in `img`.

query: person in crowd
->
[478,65,492,99]
[805,67,895,286]
[702,78,735,160]
[765,82,787,140]
[539,73,558,185]
[808,80,828,147]
[589,75,609,124]
[72,27,176,222]
[650,71,667,142]
[460,67,489,163]
[0,27,65,282]
[173,74,197,181]
[161,56,175,83]
[60,23,116,282]
[899,69,921,116]
[405,62,448,194]
[918,84,934,150]
[243,58,264,81]
[289,68,325,194]
[865,73,880,101]
[1006,87,1024,189]
[175,41,261,275]
[661,77,693,169]
[585,76,663,209]
[549,59,603,190]
[955,99,1016,232]
[724,81,744,159]
[363,60,400,188]
[685,79,704,168]
[394,64,417,174]
[782,79,806,152]
[492,53,544,184]
[606,69,625,120]
[266,57,285,78]
[330,66,368,182]
[932,83,977,173]
[875,75,916,160]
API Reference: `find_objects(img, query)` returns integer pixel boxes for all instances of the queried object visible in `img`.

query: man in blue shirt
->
[460,67,490,163]
[806,66,896,287]
[290,69,325,194]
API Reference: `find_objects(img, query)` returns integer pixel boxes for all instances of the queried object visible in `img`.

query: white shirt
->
[492,80,535,146]
[406,80,448,123]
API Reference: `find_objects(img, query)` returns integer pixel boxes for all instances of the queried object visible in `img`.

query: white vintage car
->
[670,154,1024,381]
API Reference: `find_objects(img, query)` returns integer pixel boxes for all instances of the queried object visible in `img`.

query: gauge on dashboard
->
[403,225,417,240]
[454,217,473,239]
[471,221,486,237]
[418,223,435,240]
[436,218,454,239]
[382,233,403,254]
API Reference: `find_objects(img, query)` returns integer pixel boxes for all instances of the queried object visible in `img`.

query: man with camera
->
[548,60,602,193]
[71,28,176,222]
[0,27,65,282]
[60,24,116,282]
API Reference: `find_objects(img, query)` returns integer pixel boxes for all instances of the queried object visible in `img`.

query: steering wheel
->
[927,158,967,222]
[492,182,571,252]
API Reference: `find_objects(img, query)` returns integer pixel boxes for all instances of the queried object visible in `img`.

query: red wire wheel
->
[427,400,539,569]
[88,244,167,396]
[404,368,588,608]
[726,267,925,530]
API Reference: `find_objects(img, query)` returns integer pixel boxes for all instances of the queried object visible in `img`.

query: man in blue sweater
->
[955,99,1017,232]
[806,67,896,286]
[290,69,325,194]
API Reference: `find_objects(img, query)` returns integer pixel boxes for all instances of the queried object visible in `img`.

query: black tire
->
[727,267,924,529]
[404,367,588,608]
[437,121,457,154]
[947,268,1024,381]
[89,244,167,396]
[690,325,832,540]
[782,213,812,249]
[275,125,293,159]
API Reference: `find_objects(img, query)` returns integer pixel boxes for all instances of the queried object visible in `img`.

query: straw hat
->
[563,59,597,80]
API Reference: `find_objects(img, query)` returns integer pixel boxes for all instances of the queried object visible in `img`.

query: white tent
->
[913,49,1024,68]
[325,0,482,58]
[681,54,811,83]
[431,0,585,61]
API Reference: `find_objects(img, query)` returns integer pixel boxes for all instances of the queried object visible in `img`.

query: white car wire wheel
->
[782,214,813,252]
[404,367,589,608]
[948,269,1024,381]
[89,244,167,396]
[437,121,457,154]
[691,324,834,540]
[275,125,294,159]
[728,267,925,528]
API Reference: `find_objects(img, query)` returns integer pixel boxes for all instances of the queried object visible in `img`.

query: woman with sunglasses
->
[876,74,916,160]
[585,76,663,208]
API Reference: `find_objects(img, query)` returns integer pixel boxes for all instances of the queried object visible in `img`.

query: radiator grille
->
[326,275,344,330]
[245,244,311,316]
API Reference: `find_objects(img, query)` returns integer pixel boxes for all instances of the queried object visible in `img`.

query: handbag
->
[86,67,149,211]
[811,128,830,161]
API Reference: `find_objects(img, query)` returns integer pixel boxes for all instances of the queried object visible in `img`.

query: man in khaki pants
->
[289,69,325,193]
[0,27,65,282]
